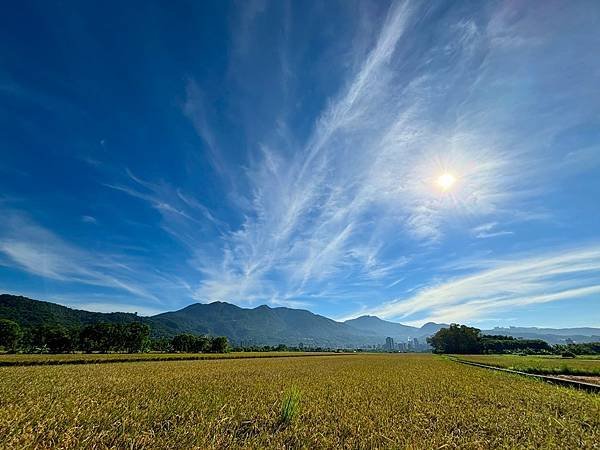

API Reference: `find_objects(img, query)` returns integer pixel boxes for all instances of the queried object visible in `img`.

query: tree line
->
[149,333,228,353]
[0,319,228,354]
[554,342,600,356]
[426,324,600,355]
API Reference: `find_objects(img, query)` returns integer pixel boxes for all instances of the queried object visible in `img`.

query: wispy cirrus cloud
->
[186,1,422,305]
[37,1,597,322]
[81,215,97,224]
[471,222,513,239]
[353,245,600,326]
[104,169,227,247]
[186,1,529,306]
[2,0,598,327]
[0,210,189,304]
[183,80,229,177]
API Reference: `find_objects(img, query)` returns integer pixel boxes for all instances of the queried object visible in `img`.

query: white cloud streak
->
[357,245,600,326]
[471,222,513,239]
[87,1,600,322]
[0,211,181,303]
[188,1,522,305]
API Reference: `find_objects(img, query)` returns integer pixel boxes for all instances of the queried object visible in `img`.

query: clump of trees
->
[555,342,600,355]
[427,324,483,354]
[167,334,229,353]
[0,319,22,352]
[0,318,229,354]
[480,334,551,354]
[232,344,297,352]
[13,322,151,353]
[427,324,555,354]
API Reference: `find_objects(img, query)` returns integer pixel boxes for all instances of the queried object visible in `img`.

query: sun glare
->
[437,173,456,191]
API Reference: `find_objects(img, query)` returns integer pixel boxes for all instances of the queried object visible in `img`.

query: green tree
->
[44,325,75,353]
[210,336,229,353]
[194,335,210,353]
[0,319,22,352]
[122,323,150,353]
[427,324,482,354]
[149,336,172,352]
[80,323,117,353]
[171,333,197,352]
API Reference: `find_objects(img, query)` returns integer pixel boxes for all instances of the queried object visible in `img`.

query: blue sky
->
[1,1,599,327]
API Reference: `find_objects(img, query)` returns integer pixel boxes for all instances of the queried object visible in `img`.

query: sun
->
[436,173,456,191]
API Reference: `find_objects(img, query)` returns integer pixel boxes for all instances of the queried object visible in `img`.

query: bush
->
[562,351,576,358]
[279,386,301,425]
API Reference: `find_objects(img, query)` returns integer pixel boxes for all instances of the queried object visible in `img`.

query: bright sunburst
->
[436,173,456,191]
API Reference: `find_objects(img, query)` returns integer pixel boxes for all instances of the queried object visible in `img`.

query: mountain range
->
[1,294,598,347]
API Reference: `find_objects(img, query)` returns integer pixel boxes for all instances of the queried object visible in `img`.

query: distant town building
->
[384,337,395,352]
[385,336,395,351]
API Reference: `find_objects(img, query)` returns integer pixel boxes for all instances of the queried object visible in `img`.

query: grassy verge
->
[453,354,600,376]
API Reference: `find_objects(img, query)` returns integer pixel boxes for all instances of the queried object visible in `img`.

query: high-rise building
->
[385,336,394,351]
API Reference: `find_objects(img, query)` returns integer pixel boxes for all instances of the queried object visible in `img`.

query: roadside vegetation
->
[427,323,600,356]
[427,324,552,354]
[453,354,600,377]
[1,354,598,449]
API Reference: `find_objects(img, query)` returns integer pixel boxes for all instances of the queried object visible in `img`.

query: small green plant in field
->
[279,385,301,425]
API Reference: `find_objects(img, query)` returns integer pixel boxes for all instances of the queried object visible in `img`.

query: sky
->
[1,0,599,328]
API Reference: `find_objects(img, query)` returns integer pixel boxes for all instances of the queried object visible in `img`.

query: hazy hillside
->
[482,327,600,345]
[487,326,600,337]
[344,316,449,341]
[419,322,449,336]
[345,316,418,340]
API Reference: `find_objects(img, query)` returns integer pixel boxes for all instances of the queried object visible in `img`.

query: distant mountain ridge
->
[148,301,368,346]
[483,326,600,345]
[1,294,598,346]
[343,315,447,341]
[0,294,446,346]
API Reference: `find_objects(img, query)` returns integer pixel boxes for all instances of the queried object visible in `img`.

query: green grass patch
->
[279,385,301,426]
[454,354,600,376]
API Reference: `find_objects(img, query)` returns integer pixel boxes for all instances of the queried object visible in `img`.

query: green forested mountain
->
[147,302,371,346]
[0,294,140,328]
[2,294,598,347]
[1,294,380,345]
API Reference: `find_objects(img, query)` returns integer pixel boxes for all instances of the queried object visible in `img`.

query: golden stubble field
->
[1,354,598,449]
